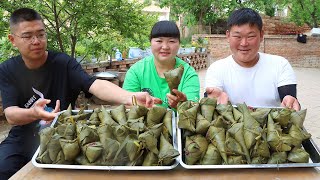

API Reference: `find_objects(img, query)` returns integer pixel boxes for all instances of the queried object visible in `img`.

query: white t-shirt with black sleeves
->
[205,52,296,107]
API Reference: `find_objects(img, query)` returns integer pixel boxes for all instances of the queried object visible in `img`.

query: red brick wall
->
[262,15,311,35]
[197,34,320,68]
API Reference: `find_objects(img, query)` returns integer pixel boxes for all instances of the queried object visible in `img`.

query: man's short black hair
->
[227,8,263,31]
[149,20,180,42]
[10,8,43,32]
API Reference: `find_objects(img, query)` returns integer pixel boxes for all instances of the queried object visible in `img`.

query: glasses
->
[13,32,47,44]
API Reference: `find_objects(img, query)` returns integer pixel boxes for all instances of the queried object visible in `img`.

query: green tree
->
[285,0,320,28]
[0,0,157,62]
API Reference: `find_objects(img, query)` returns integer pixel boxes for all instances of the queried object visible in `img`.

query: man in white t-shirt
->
[205,8,300,111]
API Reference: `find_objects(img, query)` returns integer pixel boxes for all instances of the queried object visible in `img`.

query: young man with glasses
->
[0,8,161,179]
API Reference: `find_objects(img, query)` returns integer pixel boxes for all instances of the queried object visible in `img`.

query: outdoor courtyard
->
[0,66,320,147]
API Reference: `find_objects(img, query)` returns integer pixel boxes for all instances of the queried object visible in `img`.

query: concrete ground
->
[1,67,320,147]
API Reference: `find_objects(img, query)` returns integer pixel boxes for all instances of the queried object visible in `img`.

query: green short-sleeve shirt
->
[123,56,200,109]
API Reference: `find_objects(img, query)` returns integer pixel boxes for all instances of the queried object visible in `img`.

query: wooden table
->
[10,162,320,180]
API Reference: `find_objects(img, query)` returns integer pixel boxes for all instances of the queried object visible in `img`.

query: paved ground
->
[1,67,320,147]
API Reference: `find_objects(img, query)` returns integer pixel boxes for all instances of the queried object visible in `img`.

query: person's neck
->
[23,51,48,69]
[154,58,176,78]
[233,53,260,68]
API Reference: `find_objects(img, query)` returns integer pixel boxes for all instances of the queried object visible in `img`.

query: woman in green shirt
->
[123,20,200,109]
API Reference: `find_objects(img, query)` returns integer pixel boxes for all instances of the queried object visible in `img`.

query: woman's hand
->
[166,89,187,109]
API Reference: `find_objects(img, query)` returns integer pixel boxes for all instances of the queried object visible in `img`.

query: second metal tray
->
[177,127,320,169]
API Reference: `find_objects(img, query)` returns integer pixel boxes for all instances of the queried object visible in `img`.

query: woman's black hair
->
[227,8,263,31]
[149,20,180,42]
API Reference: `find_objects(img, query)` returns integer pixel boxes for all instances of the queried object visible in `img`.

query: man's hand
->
[281,95,300,111]
[32,99,60,122]
[132,92,162,108]
[167,89,187,109]
[205,87,229,105]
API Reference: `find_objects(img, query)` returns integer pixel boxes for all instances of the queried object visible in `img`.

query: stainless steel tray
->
[177,127,320,169]
[32,109,179,170]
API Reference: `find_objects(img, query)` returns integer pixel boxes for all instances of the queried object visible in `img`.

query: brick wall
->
[262,15,311,35]
[81,52,209,75]
[196,34,320,68]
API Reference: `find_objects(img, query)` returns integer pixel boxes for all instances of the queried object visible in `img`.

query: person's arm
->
[89,79,161,108]
[4,99,60,126]
[278,84,300,111]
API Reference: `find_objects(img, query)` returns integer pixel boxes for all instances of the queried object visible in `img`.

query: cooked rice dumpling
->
[125,134,143,162]
[88,108,101,126]
[139,130,159,154]
[113,124,129,143]
[158,134,180,166]
[271,108,292,127]
[178,104,198,132]
[163,110,173,137]
[185,134,208,165]
[127,105,149,120]
[195,113,211,135]
[110,104,127,125]
[211,115,230,129]
[127,117,146,133]
[55,122,76,140]
[227,122,251,163]
[58,104,72,123]
[206,126,228,164]
[199,97,217,122]
[216,104,236,124]
[227,155,245,165]
[164,65,184,95]
[233,107,243,123]
[225,133,245,156]
[36,149,52,164]
[47,134,62,162]
[267,114,292,152]
[101,138,120,161]
[268,152,287,164]
[251,156,268,164]
[250,108,271,125]
[200,143,222,165]
[177,100,194,113]
[78,125,100,146]
[38,127,55,156]
[82,142,103,163]
[142,151,158,166]
[146,106,167,127]
[59,138,80,161]
[288,124,311,143]
[290,109,307,128]
[288,147,310,163]
[237,103,262,150]
[98,105,118,126]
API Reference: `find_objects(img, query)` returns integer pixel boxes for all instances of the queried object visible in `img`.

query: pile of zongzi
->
[36,104,179,166]
[178,98,311,165]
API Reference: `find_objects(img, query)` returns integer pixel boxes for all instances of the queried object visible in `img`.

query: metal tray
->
[32,109,179,170]
[177,127,320,169]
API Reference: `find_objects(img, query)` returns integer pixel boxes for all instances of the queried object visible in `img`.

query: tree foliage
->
[284,0,320,28]
[0,0,157,62]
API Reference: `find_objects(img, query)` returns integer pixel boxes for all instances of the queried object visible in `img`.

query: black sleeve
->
[277,84,297,102]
